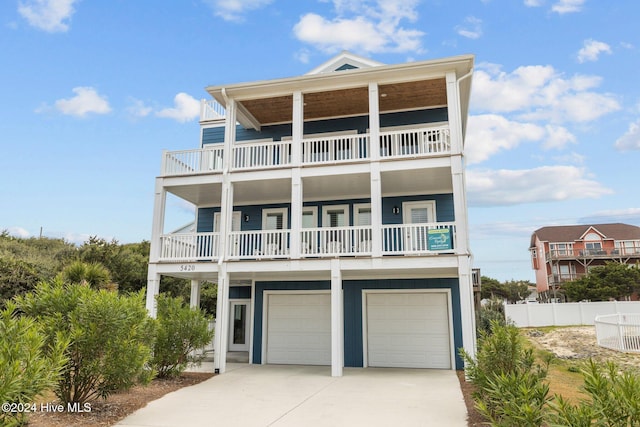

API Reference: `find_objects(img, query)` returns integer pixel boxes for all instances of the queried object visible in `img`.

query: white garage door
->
[366,292,451,369]
[266,293,331,365]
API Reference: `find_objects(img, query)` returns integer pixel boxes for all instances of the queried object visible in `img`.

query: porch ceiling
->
[166,182,222,206]
[236,78,446,126]
[303,172,371,201]
[233,178,291,204]
[381,167,453,196]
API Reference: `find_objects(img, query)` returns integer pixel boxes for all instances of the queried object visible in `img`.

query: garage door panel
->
[266,293,331,366]
[367,292,451,369]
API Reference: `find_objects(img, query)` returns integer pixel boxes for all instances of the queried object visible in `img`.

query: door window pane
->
[233,304,246,345]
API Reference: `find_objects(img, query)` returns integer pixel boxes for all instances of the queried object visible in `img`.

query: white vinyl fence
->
[505,301,640,328]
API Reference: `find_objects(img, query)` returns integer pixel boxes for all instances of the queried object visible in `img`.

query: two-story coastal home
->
[530,223,640,301]
[146,52,476,376]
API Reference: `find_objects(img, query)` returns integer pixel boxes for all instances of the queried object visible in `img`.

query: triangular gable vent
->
[306,51,384,75]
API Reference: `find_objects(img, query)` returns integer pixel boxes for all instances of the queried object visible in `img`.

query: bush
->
[151,294,214,378]
[462,321,550,427]
[15,280,156,404]
[548,360,640,426]
[0,302,68,427]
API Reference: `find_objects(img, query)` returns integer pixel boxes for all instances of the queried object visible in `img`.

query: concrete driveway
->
[115,363,468,427]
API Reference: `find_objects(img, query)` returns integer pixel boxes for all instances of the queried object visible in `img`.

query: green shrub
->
[15,280,156,404]
[548,360,640,427]
[462,321,550,427]
[151,294,214,378]
[0,302,68,427]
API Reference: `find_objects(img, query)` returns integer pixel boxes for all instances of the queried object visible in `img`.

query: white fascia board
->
[207,55,474,103]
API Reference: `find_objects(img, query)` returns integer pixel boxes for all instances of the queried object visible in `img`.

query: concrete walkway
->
[115,363,468,427]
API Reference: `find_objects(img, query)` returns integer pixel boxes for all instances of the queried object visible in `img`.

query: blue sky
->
[1,0,639,282]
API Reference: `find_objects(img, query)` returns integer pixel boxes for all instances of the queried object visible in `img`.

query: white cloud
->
[18,0,77,32]
[466,115,545,164]
[543,125,576,149]
[551,0,585,14]
[6,226,31,238]
[156,93,200,123]
[472,63,620,123]
[579,208,640,225]
[524,0,544,6]
[577,39,612,63]
[614,119,640,151]
[456,16,482,39]
[466,166,612,207]
[206,0,273,22]
[126,98,153,119]
[293,0,424,54]
[41,87,111,117]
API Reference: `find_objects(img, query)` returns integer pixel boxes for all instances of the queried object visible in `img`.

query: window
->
[262,208,288,255]
[354,203,372,252]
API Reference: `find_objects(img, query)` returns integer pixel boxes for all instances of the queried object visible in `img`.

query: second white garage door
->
[366,292,451,369]
[265,293,331,365]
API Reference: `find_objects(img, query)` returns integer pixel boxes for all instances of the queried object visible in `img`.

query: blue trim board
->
[230,286,251,299]
[251,278,463,369]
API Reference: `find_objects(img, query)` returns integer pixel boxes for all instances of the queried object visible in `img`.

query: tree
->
[503,280,533,304]
[0,257,40,305]
[564,262,640,302]
[480,276,506,300]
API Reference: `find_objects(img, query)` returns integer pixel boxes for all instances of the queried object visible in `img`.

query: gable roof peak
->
[306,51,385,75]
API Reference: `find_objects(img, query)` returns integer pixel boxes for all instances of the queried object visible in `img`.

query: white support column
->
[370,163,383,258]
[291,91,303,166]
[213,266,230,374]
[445,71,463,156]
[451,156,469,254]
[458,255,477,360]
[368,82,380,161]
[290,169,302,259]
[149,178,166,263]
[145,266,160,317]
[330,259,343,377]
[189,280,201,309]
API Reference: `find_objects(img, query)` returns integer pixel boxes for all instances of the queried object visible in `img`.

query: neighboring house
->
[146,51,476,376]
[529,223,640,301]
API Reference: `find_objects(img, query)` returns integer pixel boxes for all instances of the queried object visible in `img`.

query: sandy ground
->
[525,326,640,372]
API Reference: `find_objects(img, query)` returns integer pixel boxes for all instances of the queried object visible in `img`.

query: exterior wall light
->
[392,206,400,215]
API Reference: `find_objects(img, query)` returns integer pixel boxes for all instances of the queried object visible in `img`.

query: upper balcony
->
[545,246,640,260]
[160,125,450,177]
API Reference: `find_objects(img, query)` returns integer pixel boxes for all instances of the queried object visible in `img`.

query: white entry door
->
[228,301,251,352]
[402,201,436,252]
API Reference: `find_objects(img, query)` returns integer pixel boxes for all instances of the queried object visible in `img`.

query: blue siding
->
[382,194,455,224]
[201,108,448,145]
[343,278,463,369]
[197,195,453,233]
[230,286,251,299]
[252,281,331,364]
[251,278,464,369]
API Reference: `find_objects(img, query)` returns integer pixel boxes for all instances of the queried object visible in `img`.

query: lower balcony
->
[157,223,456,262]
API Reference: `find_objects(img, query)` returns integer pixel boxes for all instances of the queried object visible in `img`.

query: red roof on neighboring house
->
[530,223,640,247]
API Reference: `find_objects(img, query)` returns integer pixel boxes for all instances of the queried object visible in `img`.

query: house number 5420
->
[179,265,195,272]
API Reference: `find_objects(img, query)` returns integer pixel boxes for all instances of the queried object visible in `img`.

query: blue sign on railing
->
[428,228,452,251]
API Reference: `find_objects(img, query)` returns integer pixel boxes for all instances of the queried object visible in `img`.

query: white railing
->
[595,313,640,353]
[200,99,225,121]
[300,226,373,257]
[302,134,370,165]
[380,126,450,158]
[160,233,220,261]
[381,222,455,254]
[162,146,224,176]
[228,230,290,259]
[233,141,292,170]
